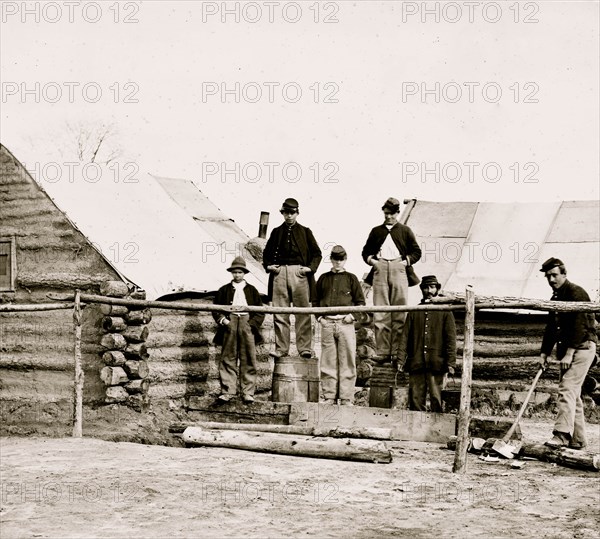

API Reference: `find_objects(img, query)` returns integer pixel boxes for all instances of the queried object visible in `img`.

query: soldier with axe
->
[538,258,597,449]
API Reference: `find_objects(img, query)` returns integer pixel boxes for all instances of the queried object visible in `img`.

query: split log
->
[518,443,600,472]
[125,309,152,325]
[102,351,126,366]
[456,342,540,358]
[356,326,375,343]
[125,378,150,394]
[102,316,127,332]
[105,386,128,403]
[100,304,129,316]
[0,351,73,370]
[128,393,149,411]
[356,361,373,382]
[182,427,392,463]
[357,344,376,359]
[145,332,211,348]
[123,325,149,343]
[123,359,149,379]
[170,422,392,440]
[124,343,148,359]
[147,360,210,383]
[455,358,550,381]
[100,333,127,350]
[100,281,130,298]
[147,346,213,363]
[149,312,212,333]
[129,290,147,301]
[19,272,115,289]
[100,366,129,386]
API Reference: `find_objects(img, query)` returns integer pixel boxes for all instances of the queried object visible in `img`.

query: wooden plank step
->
[289,403,456,443]
[186,396,291,425]
[183,398,520,443]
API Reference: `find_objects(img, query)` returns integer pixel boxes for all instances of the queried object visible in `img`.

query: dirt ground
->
[1,419,599,539]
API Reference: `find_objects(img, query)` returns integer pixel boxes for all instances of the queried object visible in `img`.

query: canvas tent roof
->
[152,175,266,280]
[35,167,268,300]
[403,200,600,303]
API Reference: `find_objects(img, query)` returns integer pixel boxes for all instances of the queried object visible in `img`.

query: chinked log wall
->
[453,312,600,385]
[145,299,276,401]
[0,145,123,433]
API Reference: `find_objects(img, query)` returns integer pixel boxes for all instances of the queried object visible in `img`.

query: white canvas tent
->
[402,199,599,304]
[37,167,268,299]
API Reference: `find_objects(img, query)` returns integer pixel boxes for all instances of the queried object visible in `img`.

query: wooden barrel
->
[369,364,400,408]
[272,357,320,403]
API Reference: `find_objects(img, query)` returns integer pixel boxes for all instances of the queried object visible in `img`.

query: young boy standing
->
[316,245,366,405]
[213,256,265,404]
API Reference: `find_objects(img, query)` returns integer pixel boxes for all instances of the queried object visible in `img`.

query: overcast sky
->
[1,0,598,287]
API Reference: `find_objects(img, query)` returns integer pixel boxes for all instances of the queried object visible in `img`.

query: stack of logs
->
[355,314,376,385]
[98,281,152,410]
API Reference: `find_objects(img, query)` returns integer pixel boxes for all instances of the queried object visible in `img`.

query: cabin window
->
[0,238,16,291]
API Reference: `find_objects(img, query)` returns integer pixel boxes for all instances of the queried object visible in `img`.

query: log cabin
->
[0,143,131,434]
[2,142,598,437]
[0,143,272,436]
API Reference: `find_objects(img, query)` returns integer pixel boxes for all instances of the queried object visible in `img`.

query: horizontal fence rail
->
[1,294,598,314]
[0,302,75,312]
[1,287,598,474]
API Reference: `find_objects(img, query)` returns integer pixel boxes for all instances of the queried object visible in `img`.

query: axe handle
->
[502,367,544,443]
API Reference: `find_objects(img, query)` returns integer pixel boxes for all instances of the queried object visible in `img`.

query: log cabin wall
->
[354,309,599,417]
[0,144,123,434]
[454,311,599,383]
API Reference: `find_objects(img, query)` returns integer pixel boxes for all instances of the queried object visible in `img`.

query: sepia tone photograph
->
[1,1,599,538]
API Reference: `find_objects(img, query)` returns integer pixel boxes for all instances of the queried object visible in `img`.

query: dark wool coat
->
[212,282,265,346]
[262,222,322,302]
[541,279,597,359]
[361,222,422,285]
[398,309,457,375]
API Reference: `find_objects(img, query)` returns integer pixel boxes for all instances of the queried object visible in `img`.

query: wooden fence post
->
[453,285,475,473]
[72,289,83,438]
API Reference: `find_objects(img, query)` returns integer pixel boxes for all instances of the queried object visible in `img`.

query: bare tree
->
[65,121,123,164]
[19,120,125,166]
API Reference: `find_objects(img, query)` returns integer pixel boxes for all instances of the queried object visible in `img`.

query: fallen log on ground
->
[170,422,392,440]
[517,443,600,472]
[182,426,393,463]
[445,438,600,472]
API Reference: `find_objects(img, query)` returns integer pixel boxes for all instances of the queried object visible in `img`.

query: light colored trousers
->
[372,259,408,357]
[272,265,312,356]
[555,341,596,444]
[219,314,257,397]
[319,318,357,400]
